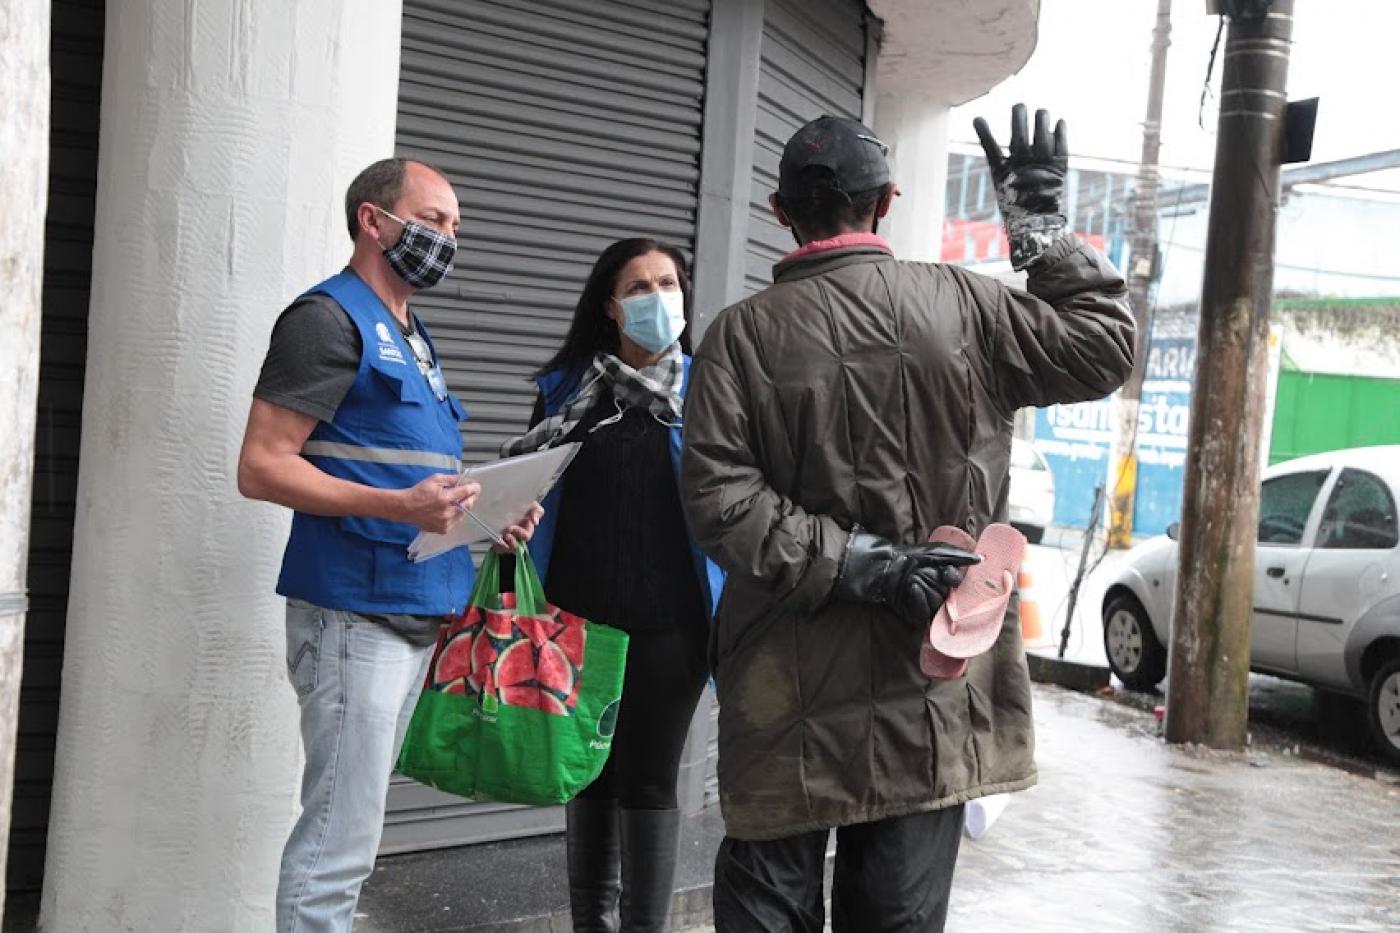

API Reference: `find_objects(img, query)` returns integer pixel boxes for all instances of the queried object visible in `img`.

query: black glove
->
[973,103,1069,271]
[833,532,981,627]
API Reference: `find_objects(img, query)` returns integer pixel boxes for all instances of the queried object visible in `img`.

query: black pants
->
[713,806,966,933]
[577,622,708,810]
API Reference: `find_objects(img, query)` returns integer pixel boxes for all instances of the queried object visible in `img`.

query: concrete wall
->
[1272,300,1400,378]
[1,0,50,914]
[874,93,950,263]
[40,1,404,928]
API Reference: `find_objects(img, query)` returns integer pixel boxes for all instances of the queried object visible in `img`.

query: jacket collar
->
[773,243,895,284]
[779,232,893,264]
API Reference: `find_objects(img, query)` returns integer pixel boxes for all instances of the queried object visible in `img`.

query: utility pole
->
[1165,0,1293,749]
[0,0,51,917]
[1108,0,1172,549]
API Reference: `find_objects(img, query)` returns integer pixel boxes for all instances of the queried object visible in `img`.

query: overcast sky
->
[949,0,1400,190]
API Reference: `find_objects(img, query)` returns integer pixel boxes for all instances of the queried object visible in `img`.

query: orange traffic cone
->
[1017,565,1046,647]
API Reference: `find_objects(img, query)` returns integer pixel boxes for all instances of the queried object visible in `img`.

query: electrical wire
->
[1199,15,1226,129]
[946,142,1218,181]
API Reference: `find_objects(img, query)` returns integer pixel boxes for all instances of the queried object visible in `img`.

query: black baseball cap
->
[778,115,891,196]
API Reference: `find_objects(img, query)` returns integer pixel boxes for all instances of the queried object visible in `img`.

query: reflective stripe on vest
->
[301,440,461,472]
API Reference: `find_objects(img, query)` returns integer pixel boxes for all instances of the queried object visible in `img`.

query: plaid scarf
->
[501,345,684,457]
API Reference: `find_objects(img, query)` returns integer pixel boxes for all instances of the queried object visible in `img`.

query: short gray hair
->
[343,158,450,242]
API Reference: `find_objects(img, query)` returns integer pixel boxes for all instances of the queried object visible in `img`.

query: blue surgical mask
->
[616,289,686,353]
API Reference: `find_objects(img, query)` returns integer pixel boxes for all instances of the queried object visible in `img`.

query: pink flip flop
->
[927,523,1027,662]
[919,525,978,679]
[920,644,970,680]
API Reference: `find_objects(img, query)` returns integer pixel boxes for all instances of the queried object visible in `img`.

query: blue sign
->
[1031,335,1197,535]
[1034,398,1113,528]
[1131,337,1195,536]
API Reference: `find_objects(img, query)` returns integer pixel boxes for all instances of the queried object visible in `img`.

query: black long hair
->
[534,237,694,380]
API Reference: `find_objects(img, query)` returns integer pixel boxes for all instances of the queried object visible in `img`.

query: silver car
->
[1100,445,1400,764]
[1009,438,1055,545]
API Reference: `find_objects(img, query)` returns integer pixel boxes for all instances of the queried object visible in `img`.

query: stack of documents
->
[408,443,580,562]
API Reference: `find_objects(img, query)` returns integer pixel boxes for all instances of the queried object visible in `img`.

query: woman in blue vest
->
[500,238,723,932]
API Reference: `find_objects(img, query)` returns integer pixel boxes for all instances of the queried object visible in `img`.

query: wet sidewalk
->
[359,684,1400,932]
[940,688,1399,932]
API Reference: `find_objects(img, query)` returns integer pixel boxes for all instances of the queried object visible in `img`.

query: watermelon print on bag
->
[397,546,628,806]
[429,594,586,716]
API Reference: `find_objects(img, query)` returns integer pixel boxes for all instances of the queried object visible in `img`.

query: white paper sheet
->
[407,443,580,562]
[963,793,1010,840]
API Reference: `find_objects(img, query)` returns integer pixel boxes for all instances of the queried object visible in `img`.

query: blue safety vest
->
[276,270,475,616]
[528,357,725,621]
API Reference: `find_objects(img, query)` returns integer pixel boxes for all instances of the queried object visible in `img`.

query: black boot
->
[619,807,681,933]
[567,797,621,933]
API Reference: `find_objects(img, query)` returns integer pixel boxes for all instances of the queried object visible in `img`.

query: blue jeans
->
[276,599,434,933]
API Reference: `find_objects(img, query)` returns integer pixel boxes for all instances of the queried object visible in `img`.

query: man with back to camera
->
[238,157,540,932]
[681,106,1135,930]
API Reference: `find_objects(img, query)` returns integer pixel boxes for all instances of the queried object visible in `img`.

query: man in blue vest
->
[238,158,540,932]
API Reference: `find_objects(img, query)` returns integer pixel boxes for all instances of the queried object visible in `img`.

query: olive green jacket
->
[681,236,1134,840]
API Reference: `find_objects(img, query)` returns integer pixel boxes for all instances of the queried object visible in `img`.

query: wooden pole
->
[1108,0,1173,549]
[0,0,51,916]
[1165,0,1293,749]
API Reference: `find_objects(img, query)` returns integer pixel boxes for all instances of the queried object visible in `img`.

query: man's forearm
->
[238,450,406,522]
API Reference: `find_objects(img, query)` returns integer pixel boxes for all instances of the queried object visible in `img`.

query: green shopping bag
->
[397,545,629,805]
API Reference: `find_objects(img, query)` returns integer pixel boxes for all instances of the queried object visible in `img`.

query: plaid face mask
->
[375,206,456,289]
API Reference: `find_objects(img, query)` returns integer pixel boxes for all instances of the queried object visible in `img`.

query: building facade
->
[12,1,1039,925]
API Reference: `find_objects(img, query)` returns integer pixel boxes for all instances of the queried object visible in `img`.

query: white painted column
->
[873,92,951,263]
[0,3,49,919]
[40,2,404,928]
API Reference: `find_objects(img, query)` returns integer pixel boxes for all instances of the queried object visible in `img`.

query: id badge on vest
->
[425,364,448,402]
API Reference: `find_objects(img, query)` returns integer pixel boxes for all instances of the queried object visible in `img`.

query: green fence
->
[1270,369,1400,465]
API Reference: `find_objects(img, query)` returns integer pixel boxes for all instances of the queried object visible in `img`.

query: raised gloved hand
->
[973,103,1069,271]
[833,532,981,627]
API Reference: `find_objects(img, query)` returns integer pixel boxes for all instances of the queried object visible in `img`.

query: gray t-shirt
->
[254,287,444,647]
[254,294,362,422]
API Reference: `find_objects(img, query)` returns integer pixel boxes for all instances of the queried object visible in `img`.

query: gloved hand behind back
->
[834,532,981,627]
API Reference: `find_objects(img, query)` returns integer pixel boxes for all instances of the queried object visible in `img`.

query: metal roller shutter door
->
[385,0,709,850]
[744,0,868,295]
[10,0,105,896]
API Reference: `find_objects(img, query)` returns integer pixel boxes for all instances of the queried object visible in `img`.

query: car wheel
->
[1102,592,1167,691]
[1366,656,1400,766]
